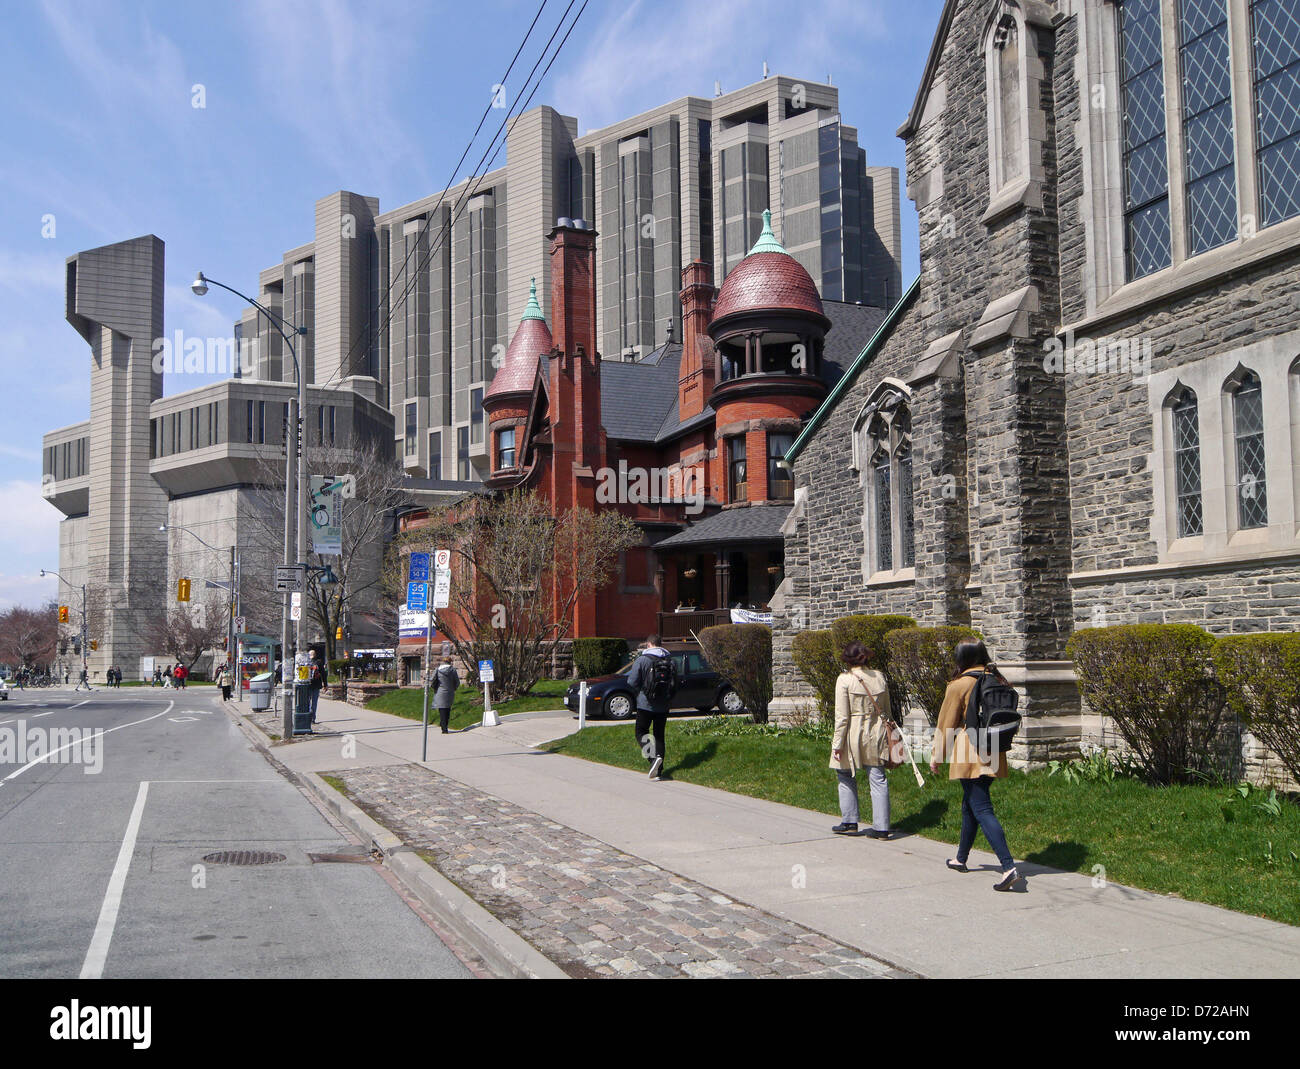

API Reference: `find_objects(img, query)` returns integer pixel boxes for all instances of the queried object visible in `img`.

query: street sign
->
[291,592,302,621]
[478,659,495,683]
[234,615,246,633]
[409,552,430,583]
[275,566,302,592]
[398,604,429,639]
[434,549,450,570]
[433,567,451,609]
[309,475,344,555]
[407,581,428,611]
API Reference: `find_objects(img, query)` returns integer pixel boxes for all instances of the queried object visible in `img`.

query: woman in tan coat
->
[930,639,1022,890]
[829,642,892,838]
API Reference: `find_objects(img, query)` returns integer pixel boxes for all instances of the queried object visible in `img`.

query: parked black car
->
[564,645,746,719]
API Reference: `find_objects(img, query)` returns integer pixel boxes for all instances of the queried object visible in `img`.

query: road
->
[0,686,473,979]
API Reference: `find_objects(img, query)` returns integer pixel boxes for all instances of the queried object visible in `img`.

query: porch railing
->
[658,609,731,642]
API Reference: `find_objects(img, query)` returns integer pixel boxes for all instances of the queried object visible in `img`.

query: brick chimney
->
[677,259,717,421]
[546,218,603,635]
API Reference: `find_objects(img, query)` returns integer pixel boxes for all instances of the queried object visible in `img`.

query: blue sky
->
[0,0,944,610]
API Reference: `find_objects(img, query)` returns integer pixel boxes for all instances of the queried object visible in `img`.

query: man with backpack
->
[626,636,677,781]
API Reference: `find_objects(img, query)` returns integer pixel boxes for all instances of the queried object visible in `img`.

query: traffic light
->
[177,578,191,602]
[335,626,343,640]
[59,605,69,622]
[90,640,98,652]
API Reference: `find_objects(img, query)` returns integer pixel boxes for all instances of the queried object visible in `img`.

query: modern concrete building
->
[235,78,901,486]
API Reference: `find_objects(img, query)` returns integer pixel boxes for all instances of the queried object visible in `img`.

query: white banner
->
[730,608,773,625]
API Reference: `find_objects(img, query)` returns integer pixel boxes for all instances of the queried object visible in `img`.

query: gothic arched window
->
[861,391,915,577]
[1168,385,1203,537]
[1229,369,1269,529]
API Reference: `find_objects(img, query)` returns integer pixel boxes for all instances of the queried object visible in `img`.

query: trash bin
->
[249,671,274,712]
[293,682,313,735]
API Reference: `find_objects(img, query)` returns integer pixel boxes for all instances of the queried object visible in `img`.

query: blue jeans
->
[957,776,1013,869]
[309,686,321,722]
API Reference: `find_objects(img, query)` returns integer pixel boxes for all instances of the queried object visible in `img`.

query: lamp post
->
[41,569,86,685]
[160,523,239,700]
[193,271,307,737]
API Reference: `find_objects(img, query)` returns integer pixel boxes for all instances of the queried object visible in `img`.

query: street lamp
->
[161,523,240,700]
[194,271,308,737]
[41,568,86,686]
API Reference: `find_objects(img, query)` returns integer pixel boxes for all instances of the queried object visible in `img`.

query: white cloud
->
[550,0,889,131]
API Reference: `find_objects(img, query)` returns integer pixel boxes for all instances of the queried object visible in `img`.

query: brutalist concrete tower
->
[65,235,169,676]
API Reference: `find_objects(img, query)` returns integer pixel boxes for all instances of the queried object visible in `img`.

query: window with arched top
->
[1168,385,1204,537]
[1228,369,1269,529]
[859,390,915,577]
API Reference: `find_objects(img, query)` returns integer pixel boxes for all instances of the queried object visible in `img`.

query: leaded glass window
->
[1120,0,1173,278]
[1232,371,1269,528]
[1252,0,1300,227]
[1171,388,1204,537]
[898,442,915,568]
[1180,0,1239,254]
[873,450,893,573]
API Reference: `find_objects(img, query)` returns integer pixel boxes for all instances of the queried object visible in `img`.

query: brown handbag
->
[856,671,905,769]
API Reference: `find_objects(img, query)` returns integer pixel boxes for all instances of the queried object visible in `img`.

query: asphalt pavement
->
[0,686,474,979]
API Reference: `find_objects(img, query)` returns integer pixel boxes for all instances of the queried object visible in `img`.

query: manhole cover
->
[202,850,287,866]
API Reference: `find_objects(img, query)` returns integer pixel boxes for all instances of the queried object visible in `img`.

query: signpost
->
[409,552,435,762]
[275,566,301,592]
[479,659,499,728]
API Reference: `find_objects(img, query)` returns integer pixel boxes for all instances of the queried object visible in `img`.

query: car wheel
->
[605,692,635,720]
[719,688,745,715]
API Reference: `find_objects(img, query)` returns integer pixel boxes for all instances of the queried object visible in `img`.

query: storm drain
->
[202,850,287,866]
[308,848,381,864]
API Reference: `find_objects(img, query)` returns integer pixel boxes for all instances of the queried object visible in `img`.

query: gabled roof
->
[784,276,922,464]
[600,343,683,442]
[898,0,958,139]
[655,504,792,549]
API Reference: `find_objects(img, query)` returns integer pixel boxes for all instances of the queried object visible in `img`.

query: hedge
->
[698,623,772,724]
[573,637,630,679]
[1212,633,1300,788]
[829,613,917,717]
[884,626,984,726]
[1067,624,1228,785]
[791,629,839,717]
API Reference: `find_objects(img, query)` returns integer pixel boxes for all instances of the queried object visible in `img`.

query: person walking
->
[76,667,91,692]
[217,662,233,701]
[163,665,173,689]
[63,667,70,686]
[626,636,677,781]
[432,657,459,734]
[829,641,893,838]
[306,651,327,728]
[174,663,188,690]
[930,639,1023,891]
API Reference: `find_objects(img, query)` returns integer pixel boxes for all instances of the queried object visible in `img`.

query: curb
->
[226,705,568,980]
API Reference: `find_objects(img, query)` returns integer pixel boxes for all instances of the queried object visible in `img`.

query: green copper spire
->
[520,277,545,321]
[747,208,787,255]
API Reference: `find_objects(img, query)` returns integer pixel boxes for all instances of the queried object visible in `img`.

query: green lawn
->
[366,679,571,731]
[543,721,1300,926]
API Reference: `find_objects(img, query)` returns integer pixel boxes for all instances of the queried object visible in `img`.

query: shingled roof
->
[654,504,792,549]
[600,342,682,442]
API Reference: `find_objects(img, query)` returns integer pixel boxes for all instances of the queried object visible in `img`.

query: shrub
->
[1212,633,1300,790]
[698,623,772,724]
[573,637,630,679]
[791,629,839,716]
[884,625,983,726]
[830,613,917,715]
[1067,624,1228,785]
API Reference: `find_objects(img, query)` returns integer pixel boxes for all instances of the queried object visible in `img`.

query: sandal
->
[946,858,968,872]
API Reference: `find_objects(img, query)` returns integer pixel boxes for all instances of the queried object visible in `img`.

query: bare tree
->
[0,601,60,668]
[142,592,226,670]
[242,439,412,660]
[395,490,641,700]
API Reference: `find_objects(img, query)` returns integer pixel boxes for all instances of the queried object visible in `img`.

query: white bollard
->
[578,681,588,730]
[482,679,500,727]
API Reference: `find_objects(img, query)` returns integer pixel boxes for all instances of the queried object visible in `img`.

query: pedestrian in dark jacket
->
[626,636,677,780]
[432,658,459,733]
[306,652,327,726]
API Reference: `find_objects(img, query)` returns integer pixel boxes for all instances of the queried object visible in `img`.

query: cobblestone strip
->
[331,763,912,979]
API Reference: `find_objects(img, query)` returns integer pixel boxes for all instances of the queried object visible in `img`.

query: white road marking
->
[0,701,175,786]
[168,716,200,723]
[79,780,149,979]
[0,711,55,727]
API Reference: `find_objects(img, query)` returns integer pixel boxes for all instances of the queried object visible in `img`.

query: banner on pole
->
[309,475,345,555]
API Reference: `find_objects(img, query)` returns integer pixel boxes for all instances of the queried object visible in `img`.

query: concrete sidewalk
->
[247,696,1300,978]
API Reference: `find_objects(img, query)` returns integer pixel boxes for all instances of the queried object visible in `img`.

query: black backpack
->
[641,655,678,704]
[962,667,1021,758]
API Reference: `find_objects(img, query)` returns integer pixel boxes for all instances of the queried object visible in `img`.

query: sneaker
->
[831,822,858,835]
[648,756,663,780]
[863,828,891,840]
[994,867,1022,891]
[946,858,968,872]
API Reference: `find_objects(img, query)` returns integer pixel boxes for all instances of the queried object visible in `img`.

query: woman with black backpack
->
[929,639,1023,891]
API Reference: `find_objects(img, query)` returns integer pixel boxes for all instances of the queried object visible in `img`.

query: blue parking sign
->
[409,552,430,583]
[407,581,428,610]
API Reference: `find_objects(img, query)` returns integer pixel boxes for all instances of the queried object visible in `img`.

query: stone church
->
[771,0,1300,768]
